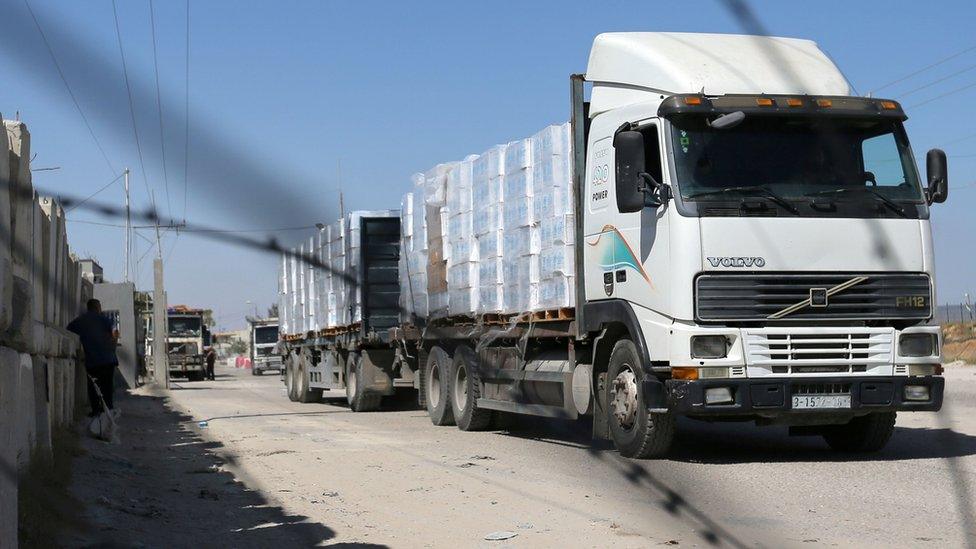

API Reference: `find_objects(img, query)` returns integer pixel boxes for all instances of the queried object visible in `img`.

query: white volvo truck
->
[282,32,947,458]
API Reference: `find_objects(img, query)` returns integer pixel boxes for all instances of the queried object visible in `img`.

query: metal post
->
[153,257,169,388]
[123,168,131,281]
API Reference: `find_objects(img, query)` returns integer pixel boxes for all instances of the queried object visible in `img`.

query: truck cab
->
[577,32,946,456]
[249,318,282,376]
[166,306,210,381]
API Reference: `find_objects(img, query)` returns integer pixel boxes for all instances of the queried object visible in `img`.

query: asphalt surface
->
[156,364,976,548]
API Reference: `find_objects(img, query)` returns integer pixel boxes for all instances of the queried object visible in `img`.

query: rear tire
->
[286,355,299,402]
[252,368,262,376]
[425,346,455,426]
[345,352,381,412]
[822,412,896,452]
[187,371,204,382]
[606,339,675,459]
[451,346,492,431]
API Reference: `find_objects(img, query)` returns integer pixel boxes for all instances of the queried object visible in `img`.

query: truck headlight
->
[899,333,936,357]
[691,335,729,359]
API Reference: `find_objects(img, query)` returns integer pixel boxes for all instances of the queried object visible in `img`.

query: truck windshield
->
[169,316,202,337]
[254,326,278,345]
[669,115,923,204]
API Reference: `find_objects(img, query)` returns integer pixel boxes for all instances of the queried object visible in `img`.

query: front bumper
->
[254,359,283,372]
[666,375,944,417]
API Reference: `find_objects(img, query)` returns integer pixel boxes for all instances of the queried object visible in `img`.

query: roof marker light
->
[880,100,899,110]
[816,99,833,108]
[756,98,774,107]
[786,98,803,107]
[684,96,703,105]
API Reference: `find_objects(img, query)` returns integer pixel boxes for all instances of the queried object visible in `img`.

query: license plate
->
[791,394,851,409]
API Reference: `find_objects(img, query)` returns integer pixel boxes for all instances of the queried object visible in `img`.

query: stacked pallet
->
[399,122,574,322]
[279,209,398,335]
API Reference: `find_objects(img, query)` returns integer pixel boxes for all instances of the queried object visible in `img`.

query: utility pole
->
[337,159,345,218]
[150,190,169,388]
[123,168,131,282]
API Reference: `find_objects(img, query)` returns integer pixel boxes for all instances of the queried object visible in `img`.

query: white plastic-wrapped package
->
[503,226,540,257]
[472,144,506,181]
[504,139,532,174]
[539,274,575,309]
[446,157,475,213]
[472,203,502,235]
[423,163,455,207]
[502,196,536,229]
[477,230,503,260]
[503,170,533,198]
[539,213,575,246]
[539,244,575,277]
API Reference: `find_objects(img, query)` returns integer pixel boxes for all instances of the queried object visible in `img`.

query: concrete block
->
[31,355,51,461]
[45,355,61,430]
[5,120,34,282]
[2,275,32,352]
[0,347,17,549]
[0,257,11,335]
[73,358,88,417]
[16,353,36,470]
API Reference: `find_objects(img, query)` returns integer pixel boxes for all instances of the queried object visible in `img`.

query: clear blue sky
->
[1,1,974,330]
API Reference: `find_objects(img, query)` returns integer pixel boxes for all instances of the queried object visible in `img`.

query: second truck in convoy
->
[278,32,948,457]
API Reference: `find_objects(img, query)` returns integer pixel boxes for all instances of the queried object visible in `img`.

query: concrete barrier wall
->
[1,117,88,548]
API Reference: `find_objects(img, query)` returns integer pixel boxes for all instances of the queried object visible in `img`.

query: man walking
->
[205,346,217,381]
[67,299,119,416]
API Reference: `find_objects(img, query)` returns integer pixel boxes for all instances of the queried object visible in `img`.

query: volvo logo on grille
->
[810,288,828,307]
[706,256,766,268]
[769,276,869,319]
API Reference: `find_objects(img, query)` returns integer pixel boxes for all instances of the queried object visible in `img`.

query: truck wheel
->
[606,339,675,459]
[451,346,492,431]
[252,368,262,376]
[822,412,896,452]
[188,371,204,382]
[297,358,322,404]
[286,356,299,402]
[345,352,381,412]
[425,346,455,426]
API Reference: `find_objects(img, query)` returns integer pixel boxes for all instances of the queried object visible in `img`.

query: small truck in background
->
[166,305,211,381]
[249,317,282,376]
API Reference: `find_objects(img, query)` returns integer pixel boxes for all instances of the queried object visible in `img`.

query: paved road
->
[164,365,976,548]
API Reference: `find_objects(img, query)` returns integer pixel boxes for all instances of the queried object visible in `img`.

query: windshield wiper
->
[805,187,907,218]
[687,185,799,214]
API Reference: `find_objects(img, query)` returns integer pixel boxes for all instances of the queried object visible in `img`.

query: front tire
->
[425,346,455,426]
[606,339,675,459]
[822,412,896,452]
[451,346,492,431]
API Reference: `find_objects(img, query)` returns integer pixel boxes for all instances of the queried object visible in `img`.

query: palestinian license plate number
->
[792,395,851,409]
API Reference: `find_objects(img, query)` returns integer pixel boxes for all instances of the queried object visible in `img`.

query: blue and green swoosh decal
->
[586,225,651,283]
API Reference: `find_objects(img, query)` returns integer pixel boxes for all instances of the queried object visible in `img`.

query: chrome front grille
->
[696,272,932,321]
[743,327,894,377]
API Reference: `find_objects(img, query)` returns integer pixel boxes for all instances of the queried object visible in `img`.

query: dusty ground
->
[47,363,976,548]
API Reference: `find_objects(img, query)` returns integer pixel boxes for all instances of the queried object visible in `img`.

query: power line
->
[149,0,172,220]
[112,0,154,213]
[907,80,976,109]
[65,172,125,212]
[22,0,116,175]
[898,63,976,99]
[869,44,976,95]
[66,218,317,234]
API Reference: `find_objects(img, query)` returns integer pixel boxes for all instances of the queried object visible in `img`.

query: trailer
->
[280,32,948,457]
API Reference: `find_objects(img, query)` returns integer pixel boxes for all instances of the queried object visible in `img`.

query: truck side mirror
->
[613,130,645,213]
[926,148,948,204]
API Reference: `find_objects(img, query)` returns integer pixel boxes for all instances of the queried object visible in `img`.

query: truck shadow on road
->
[53,390,386,548]
[492,413,976,463]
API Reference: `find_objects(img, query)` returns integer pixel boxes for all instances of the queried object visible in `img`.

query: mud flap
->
[642,378,669,413]
[360,349,396,396]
